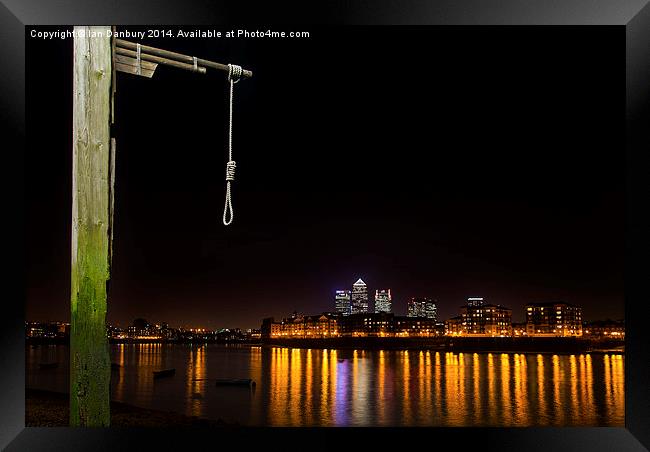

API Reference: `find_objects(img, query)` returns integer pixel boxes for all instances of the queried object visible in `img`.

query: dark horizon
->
[26,26,624,330]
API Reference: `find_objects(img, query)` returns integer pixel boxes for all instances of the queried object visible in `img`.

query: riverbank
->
[26,337,263,346]
[263,336,625,354]
[26,389,235,427]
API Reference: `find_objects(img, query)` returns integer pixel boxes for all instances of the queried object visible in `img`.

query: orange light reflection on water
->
[157,347,626,427]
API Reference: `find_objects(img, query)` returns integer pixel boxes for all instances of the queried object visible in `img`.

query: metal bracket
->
[136,43,141,76]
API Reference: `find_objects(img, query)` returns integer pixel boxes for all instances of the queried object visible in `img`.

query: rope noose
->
[223,63,242,225]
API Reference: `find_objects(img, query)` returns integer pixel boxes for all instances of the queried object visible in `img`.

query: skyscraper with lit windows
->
[374,289,392,313]
[351,278,369,314]
[425,300,438,320]
[407,297,437,319]
[335,290,351,316]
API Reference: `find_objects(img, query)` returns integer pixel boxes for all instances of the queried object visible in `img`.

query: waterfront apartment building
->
[339,312,394,337]
[583,320,624,339]
[351,278,369,314]
[444,316,464,336]
[407,297,438,320]
[337,313,440,337]
[512,322,527,337]
[261,317,278,339]
[335,290,352,316]
[374,289,392,313]
[395,316,439,337]
[264,311,443,338]
[525,302,583,337]
[460,298,512,336]
[262,313,339,339]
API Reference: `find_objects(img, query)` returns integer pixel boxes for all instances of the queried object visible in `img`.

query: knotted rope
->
[223,64,242,225]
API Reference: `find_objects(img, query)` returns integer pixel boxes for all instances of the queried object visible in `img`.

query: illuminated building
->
[583,320,625,339]
[407,297,437,320]
[248,329,262,339]
[107,325,127,339]
[374,289,392,313]
[339,312,394,337]
[266,313,339,338]
[407,298,425,317]
[444,316,464,336]
[270,322,282,338]
[351,278,369,314]
[425,301,438,320]
[267,312,441,338]
[467,297,484,307]
[26,323,45,338]
[127,318,164,339]
[335,289,352,316]
[394,316,438,336]
[25,321,70,339]
[512,322,527,337]
[525,302,583,337]
[460,299,512,336]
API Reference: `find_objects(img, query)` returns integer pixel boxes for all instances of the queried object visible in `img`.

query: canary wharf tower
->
[351,278,369,314]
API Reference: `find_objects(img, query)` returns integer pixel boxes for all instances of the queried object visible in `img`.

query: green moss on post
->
[70,26,112,427]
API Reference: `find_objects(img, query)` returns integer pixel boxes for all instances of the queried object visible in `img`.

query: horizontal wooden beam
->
[114,53,159,78]
[115,39,252,79]
[115,46,207,74]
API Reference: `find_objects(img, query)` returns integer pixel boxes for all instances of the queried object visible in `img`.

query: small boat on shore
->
[39,362,58,370]
[215,378,255,387]
[153,368,175,378]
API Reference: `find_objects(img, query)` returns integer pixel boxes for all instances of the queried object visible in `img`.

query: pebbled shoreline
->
[26,388,236,427]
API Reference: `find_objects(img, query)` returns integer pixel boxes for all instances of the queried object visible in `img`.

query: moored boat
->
[153,368,176,378]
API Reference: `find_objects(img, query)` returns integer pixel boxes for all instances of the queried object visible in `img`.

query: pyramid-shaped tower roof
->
[353,278,366,286]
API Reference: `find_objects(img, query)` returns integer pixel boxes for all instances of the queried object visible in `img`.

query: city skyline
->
[27,297,623,340]
[25,279,624,330]
[261,295,621,340]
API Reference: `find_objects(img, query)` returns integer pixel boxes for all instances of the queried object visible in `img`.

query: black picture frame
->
[3,1,649,450]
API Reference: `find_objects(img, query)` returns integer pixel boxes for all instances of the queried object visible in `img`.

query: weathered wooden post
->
[67,27,248,426]
[70,25,113,427]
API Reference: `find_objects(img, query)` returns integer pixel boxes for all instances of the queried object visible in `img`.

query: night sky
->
[26,26,624,329]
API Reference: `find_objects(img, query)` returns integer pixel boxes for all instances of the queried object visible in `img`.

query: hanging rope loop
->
[223,182,234,225]
[223,63,242,226]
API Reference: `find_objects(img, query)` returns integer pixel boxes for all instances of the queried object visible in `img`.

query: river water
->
[26,344,624,427]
